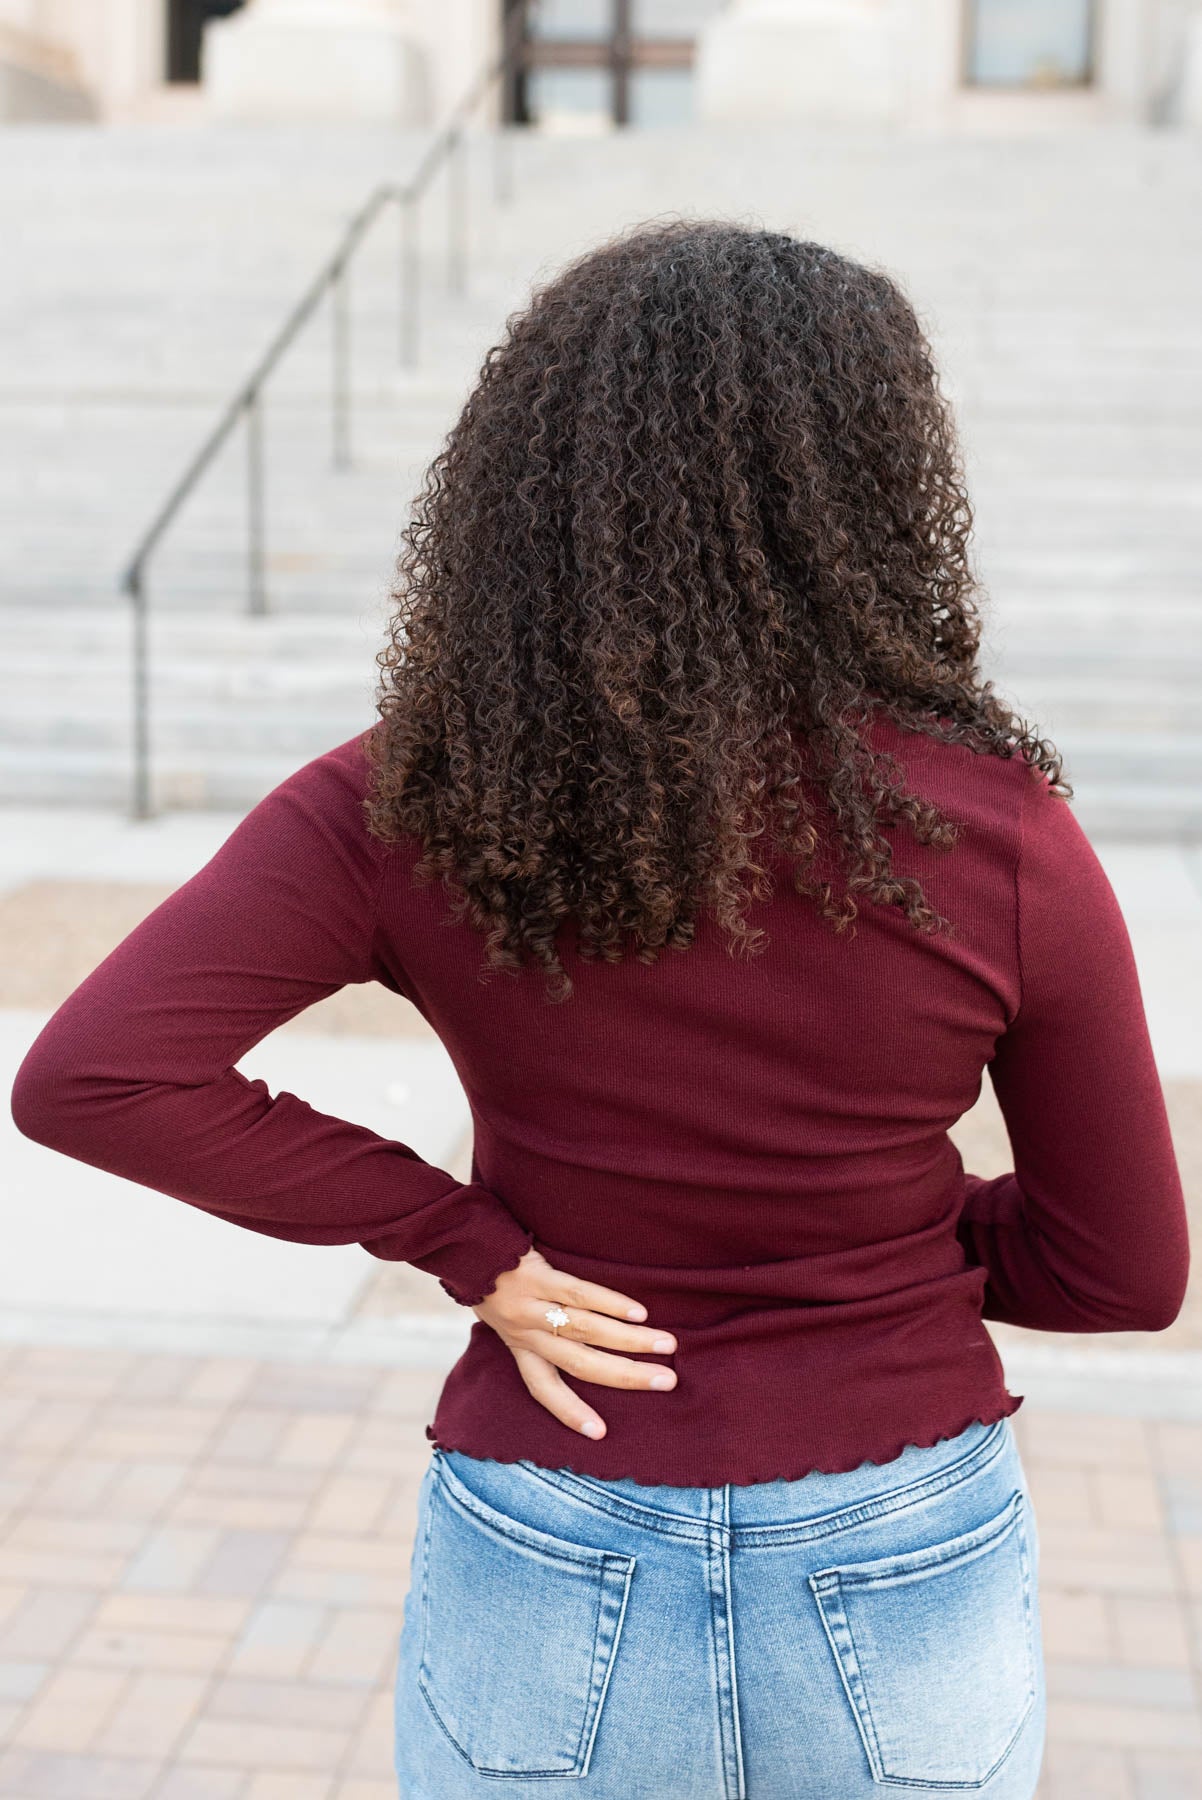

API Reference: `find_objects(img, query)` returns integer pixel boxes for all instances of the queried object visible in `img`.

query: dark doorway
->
[166,0,249,84]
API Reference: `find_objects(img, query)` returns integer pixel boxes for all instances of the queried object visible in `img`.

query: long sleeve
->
[8,732,535,1308]
[956,763,1190,1333]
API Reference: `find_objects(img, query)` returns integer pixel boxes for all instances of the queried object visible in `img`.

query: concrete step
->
[4,120,1200,821]
[1,743,1195,840]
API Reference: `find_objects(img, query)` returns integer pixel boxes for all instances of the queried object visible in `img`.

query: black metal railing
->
[121,0,534,820]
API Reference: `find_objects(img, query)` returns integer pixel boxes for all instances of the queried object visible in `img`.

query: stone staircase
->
[2,120,1200,834]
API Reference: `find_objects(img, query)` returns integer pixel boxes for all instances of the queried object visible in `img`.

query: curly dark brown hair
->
[365,218,1069,1001]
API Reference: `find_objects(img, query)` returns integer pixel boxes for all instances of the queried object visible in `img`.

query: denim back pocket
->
[417,1451,636,1778]
[809,1489,1036,1790]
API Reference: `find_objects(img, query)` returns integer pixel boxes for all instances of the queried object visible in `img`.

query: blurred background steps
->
[2,121,1200,833]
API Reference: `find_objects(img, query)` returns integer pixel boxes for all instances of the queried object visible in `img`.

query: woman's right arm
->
[956,765,1190,1334]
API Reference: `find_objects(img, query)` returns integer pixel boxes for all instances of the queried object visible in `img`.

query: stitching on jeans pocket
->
[416,1452,635,1779]
[809,1490,1037,1790]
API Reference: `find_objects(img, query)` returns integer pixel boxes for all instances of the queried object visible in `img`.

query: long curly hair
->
[365,218,1069,1001]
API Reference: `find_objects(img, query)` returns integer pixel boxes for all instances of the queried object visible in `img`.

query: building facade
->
[2,0,1201,127]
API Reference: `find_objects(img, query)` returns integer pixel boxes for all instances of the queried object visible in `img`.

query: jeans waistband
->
[438,1416,1013,1549]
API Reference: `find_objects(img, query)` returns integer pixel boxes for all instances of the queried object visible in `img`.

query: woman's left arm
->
[9,732,535,1309]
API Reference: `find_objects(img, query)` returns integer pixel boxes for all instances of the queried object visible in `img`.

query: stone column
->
[694,0,905,126]
[203,0,431,124]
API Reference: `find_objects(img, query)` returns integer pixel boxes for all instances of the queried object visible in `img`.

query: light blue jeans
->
[393,1415,1045,1798]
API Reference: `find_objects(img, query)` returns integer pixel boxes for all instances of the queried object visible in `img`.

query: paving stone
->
[0,1591,25,1634]
[166,1490,311,1534]
[1161,1477,1202,1535]
[0,1589,97,1659]
[9,1665,131,1753]
[102,1464,191,1521]
[304,1608,398,1689]
[176,1719,345,1774]
[151,1772,247,1800]
[0,1398,37,1447]
[3,1401,92,1458]
[205,1412,292,1468]
[241,1369,383,1415]
[1030,1465,1097,1525]
[1109,1594,1196,1670]
[268,1565,409,1609]
[340,1691,395,1779]
[244,1778,332,1800]
[1129,1749,1202,1799]
[95,1596,250,1637]
[1152,1425,1202,1477]
[0,1750,161,1799]
[1047,1659,1198,1709]
[178,1362,260,1411]
[1049,1697,1202,1750]
[1041,1741,1137,1799]
[1091,1472,1167,1532]
[226,1601,327,1682]
[4,1517,144,1558]
[92,1672,210,1760]
[305,1477,392,1537]
[150,1772,247,1800]
[121,1529,221,1595]
[205,1674,369,1733]
[1024,1416,1156,1471]
[34,1459,122,1517]
[114,1358,199,1404]
[0,1664,48,1704]
[1043,1588,1117,1662]
[69,1626,233,1677]
[274,1417,357,1471]
[193,1532,292,1601]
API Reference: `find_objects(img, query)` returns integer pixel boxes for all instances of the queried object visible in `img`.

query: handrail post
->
[129,568,152,821]
[246,393,267,616]
[447,127,468,297]
[495,2,529,205]
[613,0,633,127]
[399,188,419,367]
[332,260,351,470]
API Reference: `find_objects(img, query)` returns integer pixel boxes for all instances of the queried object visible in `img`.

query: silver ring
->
[544,1304,570,1335]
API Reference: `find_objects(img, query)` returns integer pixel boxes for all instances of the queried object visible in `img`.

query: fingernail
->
[581,1420,605,1438]
[652,1337,675,1353]
[626,1306,647,1321]
[650,1373,676,1390]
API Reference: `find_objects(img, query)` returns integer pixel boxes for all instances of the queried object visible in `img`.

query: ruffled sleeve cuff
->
[362,1181,536,1308]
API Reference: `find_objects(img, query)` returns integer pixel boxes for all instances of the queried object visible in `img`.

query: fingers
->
[546,1271,650,1323]
[522,1296,675,1359]
[530,1333,677,1392]
[512,1346,608,1440]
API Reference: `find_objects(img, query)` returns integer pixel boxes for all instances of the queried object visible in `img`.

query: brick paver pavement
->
[0,1340,1199,1799]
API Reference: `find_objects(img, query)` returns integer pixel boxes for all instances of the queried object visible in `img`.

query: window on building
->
[166,0,248,84]
[508,0,726,128]
[964,0,1095,89]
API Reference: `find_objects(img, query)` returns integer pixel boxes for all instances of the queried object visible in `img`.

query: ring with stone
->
[544,1304,570,1335]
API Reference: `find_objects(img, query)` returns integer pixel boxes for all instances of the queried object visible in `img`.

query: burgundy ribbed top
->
[10,713,1189,1486]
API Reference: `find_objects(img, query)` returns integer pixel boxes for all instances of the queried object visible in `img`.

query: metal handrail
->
[122,0,534,820]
